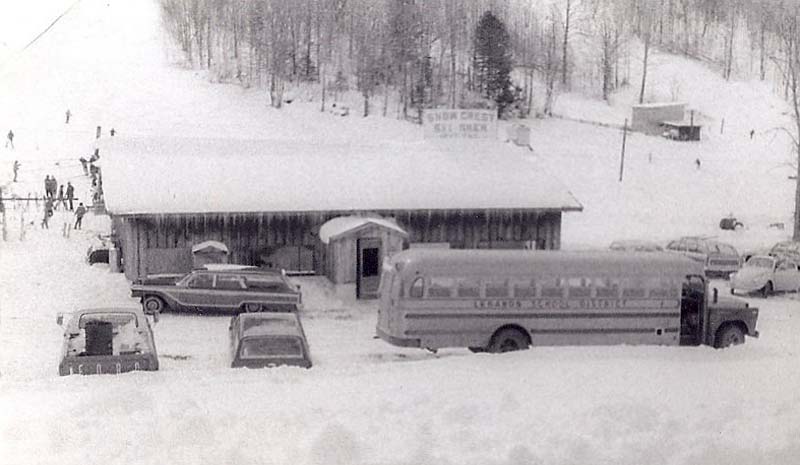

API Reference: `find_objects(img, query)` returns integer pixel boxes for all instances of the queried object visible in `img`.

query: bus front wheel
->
[489,328,530,353]
[715,324,745,349]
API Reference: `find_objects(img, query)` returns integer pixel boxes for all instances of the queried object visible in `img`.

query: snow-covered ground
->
[2,1,800,464]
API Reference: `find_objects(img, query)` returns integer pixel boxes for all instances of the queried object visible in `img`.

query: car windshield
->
[242,317,296,333]
[79,312,137,329]
[746,257,774,268]
[239,336,304,358]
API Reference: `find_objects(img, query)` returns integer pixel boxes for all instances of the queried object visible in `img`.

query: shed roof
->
[318,216,407,244]
[632,102,687,109]
[100,136,582,215]
[191,240,229,254]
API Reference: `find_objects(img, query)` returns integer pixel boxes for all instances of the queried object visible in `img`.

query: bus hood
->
[710,294,751,310]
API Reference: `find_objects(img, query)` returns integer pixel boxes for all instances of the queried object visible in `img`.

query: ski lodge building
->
[101,136,582,298]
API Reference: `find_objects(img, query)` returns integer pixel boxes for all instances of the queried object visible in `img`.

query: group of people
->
[44,175,76,211]
[40,175,85,230]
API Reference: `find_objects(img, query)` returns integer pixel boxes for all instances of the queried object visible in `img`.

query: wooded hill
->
[158,0,798,119]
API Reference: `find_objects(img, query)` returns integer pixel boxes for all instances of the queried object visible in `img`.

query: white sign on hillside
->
[423,109,497,140]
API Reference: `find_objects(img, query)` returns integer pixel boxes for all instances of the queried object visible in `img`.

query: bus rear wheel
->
[488,328,530,353]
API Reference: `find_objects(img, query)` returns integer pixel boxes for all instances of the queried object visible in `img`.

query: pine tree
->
[473,11,514,117]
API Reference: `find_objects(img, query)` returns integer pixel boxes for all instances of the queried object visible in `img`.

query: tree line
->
[159,0,800,239]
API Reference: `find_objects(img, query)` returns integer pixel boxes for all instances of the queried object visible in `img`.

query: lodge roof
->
[100,136,583,215]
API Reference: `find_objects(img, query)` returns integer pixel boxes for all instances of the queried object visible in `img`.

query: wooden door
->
[356,238,381,299]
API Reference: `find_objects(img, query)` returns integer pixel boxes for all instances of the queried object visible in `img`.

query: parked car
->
[608,240,664,252]
[57,307,159,376]
[228,312,312,368]
[131,268,302,314]
[665,236,740,278]
[86,234,115,265]
[730,255,800,297]
[769,241,800,261]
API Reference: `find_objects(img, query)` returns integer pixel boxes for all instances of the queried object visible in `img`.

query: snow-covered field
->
[2,1,800,464]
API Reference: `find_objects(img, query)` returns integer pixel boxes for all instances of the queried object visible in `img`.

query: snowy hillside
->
[2,1,800,465]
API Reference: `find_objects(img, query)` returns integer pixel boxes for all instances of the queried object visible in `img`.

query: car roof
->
[192,268,286,277]
[236,313,304,338]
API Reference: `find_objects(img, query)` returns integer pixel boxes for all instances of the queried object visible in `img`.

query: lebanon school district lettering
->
[474,298,678,310]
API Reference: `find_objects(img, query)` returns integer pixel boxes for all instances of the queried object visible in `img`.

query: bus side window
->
[621,278,646,298]
[594,277,619,298]
[540,277,564,298]
[409,277,424,298]
[485,279,510,298]
[428,277,455,298]
[567,277,591,298]
[511,278,536,298]
[648,278,676,298]
[456,279,481,298]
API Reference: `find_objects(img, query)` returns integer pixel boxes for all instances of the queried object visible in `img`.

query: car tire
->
[143,295,166,314]
[488,327,529,353]
[715,324,745,349]
[243,303,262,313]
[761,281,773,298]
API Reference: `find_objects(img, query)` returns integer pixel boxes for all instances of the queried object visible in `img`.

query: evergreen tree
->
[473,11,515,117]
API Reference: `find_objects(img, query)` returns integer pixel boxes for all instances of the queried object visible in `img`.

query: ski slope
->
[1,1,799,465]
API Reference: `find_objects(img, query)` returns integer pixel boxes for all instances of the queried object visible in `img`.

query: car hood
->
[732,267,770,283]
[710,294,751,310]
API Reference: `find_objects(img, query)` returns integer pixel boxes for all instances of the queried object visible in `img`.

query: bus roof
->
[387,249,704,277]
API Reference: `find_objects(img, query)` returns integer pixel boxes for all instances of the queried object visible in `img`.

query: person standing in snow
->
[42,197,53,229]
[50,175,58,199]
[44,175,51,198]
[12,160,19,182]
[5,129,14,149]
[695,158,701,170]
[56,185,65,210]
[65,109,72,124]
[74,203,87,230]
[66,181,74,211]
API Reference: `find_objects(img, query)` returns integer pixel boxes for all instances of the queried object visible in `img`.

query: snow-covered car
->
[131,268,302,314]
[228,312,312,369]
[730,255,800,297]
[86,234,114,265]
[665,236,740,278]
[57,307,159,376]
[608,240,664,252]
[769,241,800,261]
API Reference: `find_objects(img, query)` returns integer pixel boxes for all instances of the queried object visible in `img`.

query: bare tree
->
[772,3,800,240]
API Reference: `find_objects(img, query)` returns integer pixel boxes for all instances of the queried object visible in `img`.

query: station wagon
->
[131,269,302,314]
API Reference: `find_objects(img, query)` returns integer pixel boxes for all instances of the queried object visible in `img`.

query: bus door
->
[680,274,706,345]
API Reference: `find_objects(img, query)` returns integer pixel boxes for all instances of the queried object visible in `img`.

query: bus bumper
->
[376,327,420,348]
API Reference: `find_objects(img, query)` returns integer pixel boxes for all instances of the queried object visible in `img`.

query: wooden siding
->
[326,223,408,285]
[117,209,563,280]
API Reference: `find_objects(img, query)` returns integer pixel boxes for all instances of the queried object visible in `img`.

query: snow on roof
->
[661,120,703,127]
[632,102,687,109]
[318,216,408,244]
[101,136,582,215]
[191,240,229,254]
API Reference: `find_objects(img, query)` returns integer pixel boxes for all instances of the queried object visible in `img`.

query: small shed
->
[191,240,229,268]
[319,216,408,299]
[631,102,686,135]
[660,121,702,141]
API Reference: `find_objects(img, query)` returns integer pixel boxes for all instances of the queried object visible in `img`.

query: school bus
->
[376,249,759,353]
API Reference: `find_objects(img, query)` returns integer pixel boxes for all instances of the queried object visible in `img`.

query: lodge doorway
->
[356,238,381,299]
